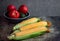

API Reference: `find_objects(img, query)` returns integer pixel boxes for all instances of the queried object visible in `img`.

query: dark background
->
[0,0,60,16]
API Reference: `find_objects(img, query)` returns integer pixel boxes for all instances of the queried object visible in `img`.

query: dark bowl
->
[4,12,30,23]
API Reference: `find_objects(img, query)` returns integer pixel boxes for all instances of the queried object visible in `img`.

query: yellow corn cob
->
[20,21,47,31]
[13,17,40,30]
[8,27,48,40]
[15,27,48,36]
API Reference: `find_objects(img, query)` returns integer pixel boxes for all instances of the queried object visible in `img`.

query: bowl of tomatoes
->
[4,4,30,23]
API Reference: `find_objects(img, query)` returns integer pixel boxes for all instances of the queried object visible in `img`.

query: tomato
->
[7,5,16,11]
[18,5,28,14]
[8,10,20,18]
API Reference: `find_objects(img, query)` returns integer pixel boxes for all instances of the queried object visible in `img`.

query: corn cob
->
[20,21,47,31]
[13,17,40,30]
[8,27,48,40]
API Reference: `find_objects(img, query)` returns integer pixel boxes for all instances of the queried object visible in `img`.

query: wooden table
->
[0,16,60,41]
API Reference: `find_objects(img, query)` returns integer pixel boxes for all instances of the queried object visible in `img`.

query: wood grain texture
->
[0,16,60,41]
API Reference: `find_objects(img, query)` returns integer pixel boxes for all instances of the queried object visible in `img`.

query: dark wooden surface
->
[0,16,60,41]
[0,16,15,41]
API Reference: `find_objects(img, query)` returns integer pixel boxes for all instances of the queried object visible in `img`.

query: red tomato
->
[7,5,16,11]
[18,5,28,14]
[8,10,20,18]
